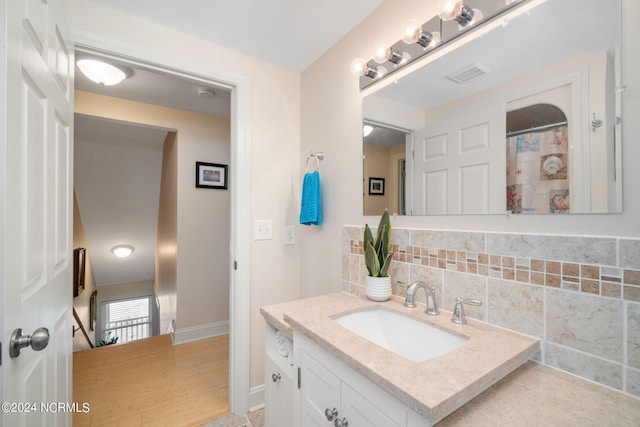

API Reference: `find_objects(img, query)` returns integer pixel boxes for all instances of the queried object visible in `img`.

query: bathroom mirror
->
[363,0,622,216]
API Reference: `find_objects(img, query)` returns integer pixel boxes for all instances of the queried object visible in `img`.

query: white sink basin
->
[334,307,467,362]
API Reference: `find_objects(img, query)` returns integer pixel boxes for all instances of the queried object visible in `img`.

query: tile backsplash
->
[342,226,640,398]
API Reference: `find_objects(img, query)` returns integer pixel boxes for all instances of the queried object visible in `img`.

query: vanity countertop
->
[260,292,640,426]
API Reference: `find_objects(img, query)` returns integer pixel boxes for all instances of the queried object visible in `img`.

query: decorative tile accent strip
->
[349,234,640,300]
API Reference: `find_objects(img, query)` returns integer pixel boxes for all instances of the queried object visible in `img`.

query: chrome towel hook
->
[305,151,324,172]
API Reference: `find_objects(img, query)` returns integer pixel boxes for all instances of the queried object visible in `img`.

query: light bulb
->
[350,58,383,79]
[350,58,367,77]
[402,20,422,44]
[374,44,410,65]
[438,0,464,21]
[363,125,374,137]
[403,21,441,49]
[373,44,391,64]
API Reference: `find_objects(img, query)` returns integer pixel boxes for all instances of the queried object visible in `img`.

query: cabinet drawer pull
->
[324,407,338,421]
[271,373,281,382]
[335,417,349,427]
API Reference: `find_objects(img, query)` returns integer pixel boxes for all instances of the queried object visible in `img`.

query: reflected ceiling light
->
[350,58,383,79]
[363,124,374,137]
[438,0,483,27]
[77,59,131,86]
[373,45,410,65]
[402,20,441,48]
[111,245,134,258]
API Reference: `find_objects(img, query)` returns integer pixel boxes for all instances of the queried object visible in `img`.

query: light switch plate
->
[254,220,272,240]
[284,226,296,245]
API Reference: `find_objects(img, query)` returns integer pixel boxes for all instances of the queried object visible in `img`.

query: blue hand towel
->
[299,171,322,226]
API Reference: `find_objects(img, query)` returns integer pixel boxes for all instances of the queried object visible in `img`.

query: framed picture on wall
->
[73,247,86,297]
[369,177,385,196]
[196,161,228,190]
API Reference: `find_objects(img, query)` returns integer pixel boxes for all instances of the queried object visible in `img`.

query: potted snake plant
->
[363,209,394,301]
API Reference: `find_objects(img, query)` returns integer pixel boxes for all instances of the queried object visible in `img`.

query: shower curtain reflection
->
[506,126,570,214]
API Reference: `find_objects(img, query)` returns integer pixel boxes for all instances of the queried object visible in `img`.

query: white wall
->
[65,0,302,390]
[300,0,640,296]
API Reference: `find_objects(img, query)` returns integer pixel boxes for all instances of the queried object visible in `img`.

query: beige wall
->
[156,132,178,335]
[300,0,640,296]
[97,280,155,302]
[72,193,97,352]
[75,91,231,336]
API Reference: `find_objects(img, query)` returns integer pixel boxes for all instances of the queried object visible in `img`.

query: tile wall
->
[342,226,640,398]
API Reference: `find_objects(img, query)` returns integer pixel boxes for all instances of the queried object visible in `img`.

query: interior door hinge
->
[297,366,301,389]
[233,260,237,270]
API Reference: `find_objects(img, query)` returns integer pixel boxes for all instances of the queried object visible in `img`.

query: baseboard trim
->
[173,320,229,345]
[250,385,265,412]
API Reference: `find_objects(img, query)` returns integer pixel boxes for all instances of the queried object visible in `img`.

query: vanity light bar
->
[355,0,528,90]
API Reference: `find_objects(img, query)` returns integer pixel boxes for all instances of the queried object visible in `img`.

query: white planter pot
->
[365,275,392,302]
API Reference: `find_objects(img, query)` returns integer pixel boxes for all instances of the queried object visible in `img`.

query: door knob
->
[9,327,49,358]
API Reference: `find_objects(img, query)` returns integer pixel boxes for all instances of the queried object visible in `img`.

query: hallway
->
[73,334,230,426]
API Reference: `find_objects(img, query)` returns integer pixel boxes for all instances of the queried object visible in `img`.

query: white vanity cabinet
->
[295,332,428,427]
[265,324,295,427]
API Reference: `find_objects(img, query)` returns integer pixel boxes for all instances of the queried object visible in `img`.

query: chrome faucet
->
[403,281,439,315]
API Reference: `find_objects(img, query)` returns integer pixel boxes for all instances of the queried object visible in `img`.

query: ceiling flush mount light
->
[77,59,131,86]
[363,124,374,137]
[438,0,483,27]
[402,20,441,48]
[111,245,134,258]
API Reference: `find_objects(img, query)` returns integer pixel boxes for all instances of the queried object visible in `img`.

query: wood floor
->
[73,334,230,427]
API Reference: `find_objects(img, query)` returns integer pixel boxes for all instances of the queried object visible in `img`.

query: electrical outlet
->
[254,220,273,240]
[284,226,296,245]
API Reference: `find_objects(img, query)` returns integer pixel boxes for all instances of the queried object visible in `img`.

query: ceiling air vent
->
[445,63,490,84]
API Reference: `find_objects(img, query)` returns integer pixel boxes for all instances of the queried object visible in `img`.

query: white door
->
[413,104,504,215]
[1,0,74,425]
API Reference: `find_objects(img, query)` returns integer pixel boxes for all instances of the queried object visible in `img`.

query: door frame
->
[72,29,252,414]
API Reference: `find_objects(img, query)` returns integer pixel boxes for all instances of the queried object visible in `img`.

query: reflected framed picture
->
[196,161,228,190]
[73,247,86,297]
[368,177,385,196]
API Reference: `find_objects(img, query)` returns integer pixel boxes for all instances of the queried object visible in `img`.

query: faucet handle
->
[451,297,482,325]
[458,297,482,306]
